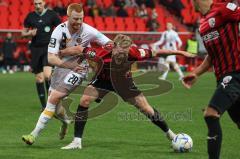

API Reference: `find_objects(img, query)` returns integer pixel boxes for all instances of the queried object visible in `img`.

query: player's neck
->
[199,2,212,15]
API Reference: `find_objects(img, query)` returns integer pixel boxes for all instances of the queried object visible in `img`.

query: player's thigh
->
[207,74,240,117]
[227,98,240,127]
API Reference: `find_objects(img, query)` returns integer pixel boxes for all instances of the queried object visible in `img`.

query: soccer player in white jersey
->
[152,22,184,80]
[22,3,112,145]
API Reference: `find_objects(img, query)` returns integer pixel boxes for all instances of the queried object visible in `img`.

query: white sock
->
[174,63,184,78]
[31,102,56,137]
[166,129,176,139]
[73,137,82,143]
[161,63,169,79]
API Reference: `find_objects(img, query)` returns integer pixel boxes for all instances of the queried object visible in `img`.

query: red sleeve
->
[221,2,240,22]
[129,46,152,61]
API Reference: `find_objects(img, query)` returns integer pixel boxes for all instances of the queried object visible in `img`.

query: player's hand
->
[182,73,198,89]
[31,29,37,36]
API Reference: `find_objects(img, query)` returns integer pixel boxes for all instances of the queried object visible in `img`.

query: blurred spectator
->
[89,4,103,17]
[0,48,3,72]
[116,6,128,17]
[135,0,145,6]
[125,0,138,8]
[135,4,148,19]
[15,46,31,72]
[2,32,17,74]
[159,0,184,16]
[114,0,126,7]
[146,15,160,31]
[53,1,66,16]
[145,0,155,8]
[104,4,116,17]
[87,0,96,7]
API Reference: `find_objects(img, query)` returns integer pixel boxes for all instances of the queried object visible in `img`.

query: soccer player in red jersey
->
[182,0,240,158]
[58,34,195,149]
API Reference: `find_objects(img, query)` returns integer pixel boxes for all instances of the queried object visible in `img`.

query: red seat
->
[84,16,94,26]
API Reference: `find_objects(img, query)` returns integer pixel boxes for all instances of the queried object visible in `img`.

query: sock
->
[74,105,88,138]
[147,108,169,133]
[45,80,50,94]
[31,102,56,137]
[73,137,82,143]
[36,82,46,109]
[174,63,184,78]
[204,116,222,159]
[161,63,169,79]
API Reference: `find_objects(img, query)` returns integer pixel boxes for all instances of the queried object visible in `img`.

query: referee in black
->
[21,0,61,110]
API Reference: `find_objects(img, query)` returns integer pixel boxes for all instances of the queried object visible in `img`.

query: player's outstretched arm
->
[59,45,85,56]
[182,55,212,89]
[154,49,196,58]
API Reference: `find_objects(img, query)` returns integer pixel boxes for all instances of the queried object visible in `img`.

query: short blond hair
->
[67,3,83,16]
[113,34,133,48]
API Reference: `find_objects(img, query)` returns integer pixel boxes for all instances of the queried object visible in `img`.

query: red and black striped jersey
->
[199,2,240,80]
[85,46,152,80]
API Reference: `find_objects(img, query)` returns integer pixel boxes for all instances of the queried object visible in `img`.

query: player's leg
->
[61,85,108,149]
[35,72,46,110]
[172,62,184,80]
[227,98,240,129]
[30,46,46,110]
[22,90,67,145]
[42,47,52,92]
[126,93,176,140]
[160,61,170,80]
[43,66,52,92]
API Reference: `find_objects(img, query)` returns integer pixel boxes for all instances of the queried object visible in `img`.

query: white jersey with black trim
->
[48,21,110,62]
[153,29,182,50]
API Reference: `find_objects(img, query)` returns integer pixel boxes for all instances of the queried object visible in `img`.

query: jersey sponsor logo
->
[44,26,50,32]
[221,76,232,89]
[226,3,237,11]
[139,49,146,57]
[208,18,216,28]
[202,31,220,42]
[49,38,56,48]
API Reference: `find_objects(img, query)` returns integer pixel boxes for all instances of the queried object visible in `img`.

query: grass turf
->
[0,72,239,159]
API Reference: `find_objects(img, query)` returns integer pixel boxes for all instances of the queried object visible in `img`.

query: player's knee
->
[80,96,92,107]
[35,74,44,83]
[204,107,220,118]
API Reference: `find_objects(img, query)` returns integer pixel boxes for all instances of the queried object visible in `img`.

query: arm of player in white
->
[59,45,85,56]
[151,32,165,50]
[176,33,183,49]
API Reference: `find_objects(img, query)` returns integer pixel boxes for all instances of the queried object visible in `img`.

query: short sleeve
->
[24,13,32,28]
[48,26,62,54]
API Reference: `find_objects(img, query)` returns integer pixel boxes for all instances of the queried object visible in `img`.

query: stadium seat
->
[84,16,94,26]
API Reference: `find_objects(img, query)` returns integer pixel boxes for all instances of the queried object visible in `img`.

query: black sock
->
[204,116,222,159]
[45,80,50,94]
[74,105,88,138]
[36,82,46,109]
[146,108,169,132]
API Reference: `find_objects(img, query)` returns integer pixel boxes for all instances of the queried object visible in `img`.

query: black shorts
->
[30,45,50,74]
[209,72,240,123]
[90,77,142,101]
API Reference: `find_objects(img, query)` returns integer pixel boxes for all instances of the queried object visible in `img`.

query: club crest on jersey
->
[76,37,82,44]
[208,18,216,28]
[221,76,232,89]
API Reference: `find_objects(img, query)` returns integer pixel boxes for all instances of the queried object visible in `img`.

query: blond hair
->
[113,34,133,48]
[67,3,83,16]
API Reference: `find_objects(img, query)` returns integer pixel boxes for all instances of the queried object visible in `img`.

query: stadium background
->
[0,0,240,159]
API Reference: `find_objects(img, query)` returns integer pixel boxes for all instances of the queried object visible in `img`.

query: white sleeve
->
[175,32,182,48]
[90,27,111,45]
[153,32,165,46]
[48,26,62,54]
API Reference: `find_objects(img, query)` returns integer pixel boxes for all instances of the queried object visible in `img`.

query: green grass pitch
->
[0,72,239,159]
